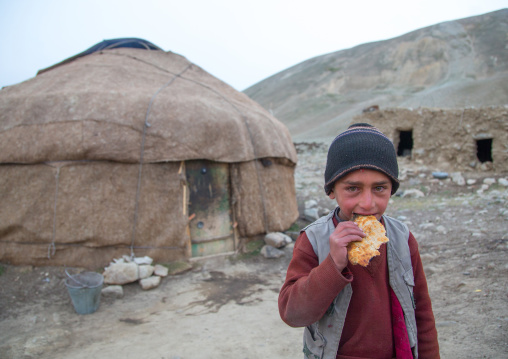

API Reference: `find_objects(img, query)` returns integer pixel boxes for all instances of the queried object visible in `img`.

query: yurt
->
[0,38,298,268]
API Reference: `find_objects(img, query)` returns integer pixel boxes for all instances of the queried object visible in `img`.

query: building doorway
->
[476,139,493,163]
[397,130,413,157]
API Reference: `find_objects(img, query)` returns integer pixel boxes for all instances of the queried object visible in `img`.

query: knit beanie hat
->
[324,123,399,195]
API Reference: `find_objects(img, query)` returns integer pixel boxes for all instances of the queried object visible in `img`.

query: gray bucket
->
[65,271,104,315]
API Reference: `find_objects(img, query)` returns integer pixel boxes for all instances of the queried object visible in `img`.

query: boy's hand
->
[329,221,365,271]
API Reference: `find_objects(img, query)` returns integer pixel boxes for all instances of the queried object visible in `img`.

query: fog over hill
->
[244,9,508,142]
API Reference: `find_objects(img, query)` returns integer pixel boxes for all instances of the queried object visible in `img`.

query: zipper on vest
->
[409,291,416,309]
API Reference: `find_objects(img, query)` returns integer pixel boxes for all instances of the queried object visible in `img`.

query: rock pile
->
[101,255,170,298]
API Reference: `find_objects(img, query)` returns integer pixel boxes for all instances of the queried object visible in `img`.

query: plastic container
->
[65,271,104,314]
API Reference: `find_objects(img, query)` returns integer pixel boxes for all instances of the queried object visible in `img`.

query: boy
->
[279,124,440,358]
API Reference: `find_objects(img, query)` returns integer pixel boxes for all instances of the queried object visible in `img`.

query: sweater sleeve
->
[278,231,353,328]
[409,232,440,359]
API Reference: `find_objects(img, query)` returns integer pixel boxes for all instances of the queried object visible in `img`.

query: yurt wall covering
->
[0,40,298,268]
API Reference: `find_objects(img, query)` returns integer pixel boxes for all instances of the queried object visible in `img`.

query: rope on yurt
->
[42,162,63,259]
[48,165,60,258]
[129,64,192,258]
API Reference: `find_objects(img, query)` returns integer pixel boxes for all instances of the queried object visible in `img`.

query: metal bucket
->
[65,271,104,315]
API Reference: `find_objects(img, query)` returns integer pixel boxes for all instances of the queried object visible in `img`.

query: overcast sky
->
[0,0,506,91]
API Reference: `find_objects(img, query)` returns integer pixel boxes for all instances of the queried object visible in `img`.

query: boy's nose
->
[358,191,375,210]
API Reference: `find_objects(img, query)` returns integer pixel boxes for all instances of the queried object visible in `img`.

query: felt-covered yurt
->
[0,38,298,268]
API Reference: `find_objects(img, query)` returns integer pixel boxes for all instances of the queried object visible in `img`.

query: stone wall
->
[354,107,508,172]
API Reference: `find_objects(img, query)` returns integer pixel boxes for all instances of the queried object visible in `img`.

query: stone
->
[401,189,425,198]
[436,225,447,234]
[304,199,318,209]
[466,179,477,185]
[264,232,292,248]
[483,178,496,185]
[432,172,448,179]
[139,276,161,290]
[154,264,169,277]
[498,178,508,187]
[103,262,139,285]
[133,256,154,265]
[304,207,319,222]
[285,242,295,250]
[260,245,285,259]
[480,162,493,171]
[101,285,124,298]
[451,172,465,186]
[138,265,155,279]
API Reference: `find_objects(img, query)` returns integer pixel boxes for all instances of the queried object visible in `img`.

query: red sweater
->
[279,228,440,358]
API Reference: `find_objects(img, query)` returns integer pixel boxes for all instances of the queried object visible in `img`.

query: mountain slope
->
[244,9,508,142]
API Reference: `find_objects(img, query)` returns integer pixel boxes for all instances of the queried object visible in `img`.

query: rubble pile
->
[101,255,173,298]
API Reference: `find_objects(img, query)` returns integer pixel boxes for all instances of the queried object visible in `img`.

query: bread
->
[347,215,389,267]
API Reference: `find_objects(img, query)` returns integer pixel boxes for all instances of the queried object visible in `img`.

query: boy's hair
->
[324,123,399,195]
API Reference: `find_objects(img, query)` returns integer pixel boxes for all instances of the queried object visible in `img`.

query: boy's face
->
[328,169,392,221]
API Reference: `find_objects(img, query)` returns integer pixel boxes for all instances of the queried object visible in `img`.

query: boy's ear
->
[328,189,336,200]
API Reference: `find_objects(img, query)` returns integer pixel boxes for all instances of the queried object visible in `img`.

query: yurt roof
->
[0,39,297,165]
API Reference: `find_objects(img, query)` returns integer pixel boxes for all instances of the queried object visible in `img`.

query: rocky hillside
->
[244,9,508,142]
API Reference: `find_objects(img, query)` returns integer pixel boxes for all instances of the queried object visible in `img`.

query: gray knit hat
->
[324,123,399,195]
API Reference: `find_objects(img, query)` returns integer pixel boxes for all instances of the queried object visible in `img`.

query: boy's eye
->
[374,186,387,192]
[346,186,359,192]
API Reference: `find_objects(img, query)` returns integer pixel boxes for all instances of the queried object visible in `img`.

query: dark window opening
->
[397,130,413,157]
[476,139,493,163]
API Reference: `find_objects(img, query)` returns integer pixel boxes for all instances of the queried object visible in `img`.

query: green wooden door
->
[186,160,234,257]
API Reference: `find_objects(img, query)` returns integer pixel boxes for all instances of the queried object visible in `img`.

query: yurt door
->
[186,160,235,257]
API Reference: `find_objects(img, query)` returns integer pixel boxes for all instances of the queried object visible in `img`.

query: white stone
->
[138,265,155,279]
[401,189,425,198]
[451,172,465,186]
[139,276,161,290]
[436,225,447,234]
[103,262,139,285]
[264,232,292,248]
[285,242,295,250]
[133,256,154,265]
[483,178,496,185]
[101,285,124,298]
[498,178,508,187]
[304,199,318,209]
[466,179,477,185]
[154,264,169,277]
[304,208,320,222]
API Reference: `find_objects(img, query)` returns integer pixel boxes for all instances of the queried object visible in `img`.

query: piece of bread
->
[347,215,389,267]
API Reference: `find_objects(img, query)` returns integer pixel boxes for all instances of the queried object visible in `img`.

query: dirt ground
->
[1,143,507,359]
